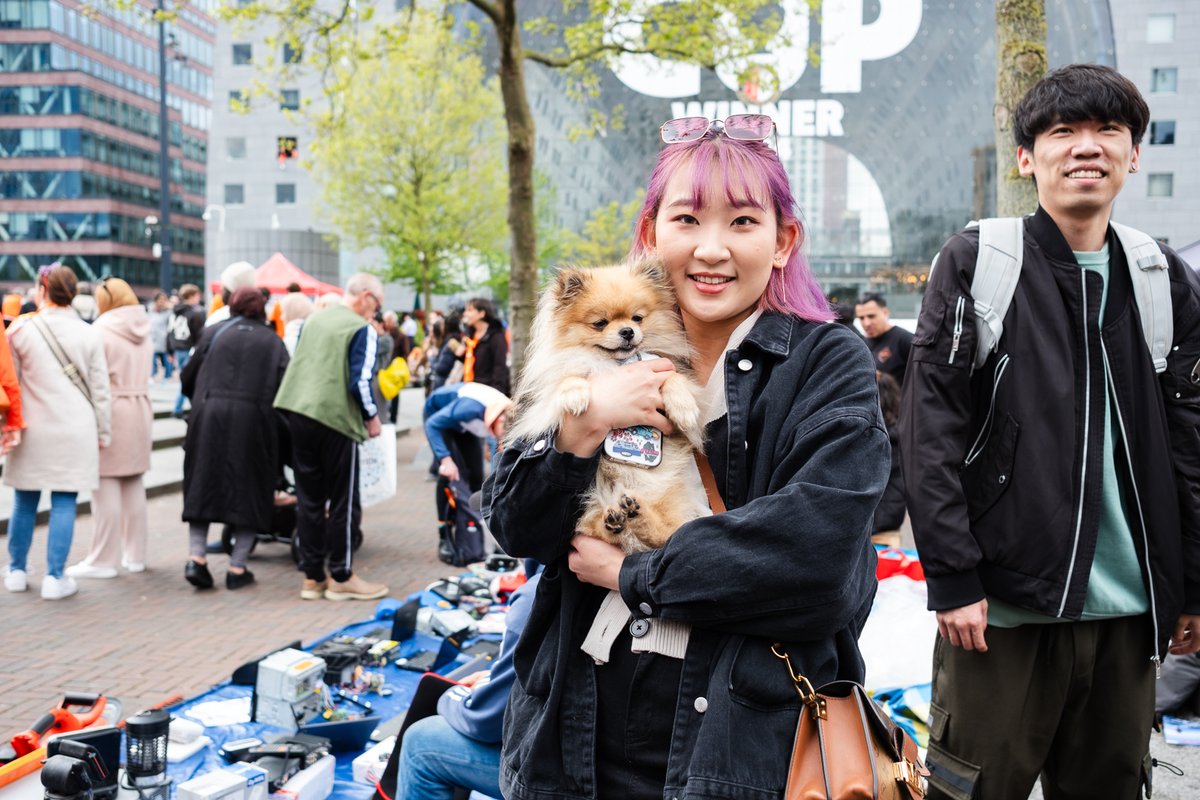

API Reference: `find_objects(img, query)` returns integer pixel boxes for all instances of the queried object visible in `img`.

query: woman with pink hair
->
[484,116,888,799]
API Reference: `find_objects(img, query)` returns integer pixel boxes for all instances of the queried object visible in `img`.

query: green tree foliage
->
[220,0,784,376]
[994,0,1046,216]
[560,190,646,266]
[304,11,509,313]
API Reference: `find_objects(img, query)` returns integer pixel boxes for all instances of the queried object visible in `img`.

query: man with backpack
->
[168,284,206,418]
[902,64,1200,799]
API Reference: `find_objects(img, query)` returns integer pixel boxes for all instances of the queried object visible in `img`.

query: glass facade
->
[0,0,212,289]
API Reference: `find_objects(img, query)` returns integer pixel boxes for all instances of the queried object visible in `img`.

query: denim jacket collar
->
[739,311,795,359]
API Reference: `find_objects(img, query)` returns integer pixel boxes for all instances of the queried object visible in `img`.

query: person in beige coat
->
[3,265,111,601]
[67,278,152,579]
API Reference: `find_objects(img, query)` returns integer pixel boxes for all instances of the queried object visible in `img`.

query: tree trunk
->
[994,0,1046,216]
[496,0,537,383]
[420,251,432,316]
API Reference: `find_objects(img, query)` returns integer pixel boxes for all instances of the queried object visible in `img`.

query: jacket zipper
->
[948,296,965,365]
[963,354,1010,466]
[1101,342,1162,676]
[1059,270,1091,617]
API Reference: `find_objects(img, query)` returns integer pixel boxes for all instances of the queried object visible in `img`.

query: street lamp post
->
[156,0,173,293]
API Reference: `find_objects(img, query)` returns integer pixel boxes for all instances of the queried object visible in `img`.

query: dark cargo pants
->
[926,614,1155,800]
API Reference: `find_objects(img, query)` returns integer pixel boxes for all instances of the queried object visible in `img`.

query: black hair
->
[857,292,888,309]
[467,297,502,328]
[1013,64,1150,150]
[877,372,901,430]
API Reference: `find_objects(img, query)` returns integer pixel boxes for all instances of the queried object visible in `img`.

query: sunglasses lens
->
[724,114,774,140]
[661,117,710,144]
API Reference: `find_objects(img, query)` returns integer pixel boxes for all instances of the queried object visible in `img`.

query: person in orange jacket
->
[0,313,24,453]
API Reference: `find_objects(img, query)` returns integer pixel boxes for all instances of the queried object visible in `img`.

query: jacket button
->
[532,439,546,452]
[693,696,708,713]
[737,358,753,372]
[629,618,650,638]
[998,474,1006,484]
[638,602,653,616]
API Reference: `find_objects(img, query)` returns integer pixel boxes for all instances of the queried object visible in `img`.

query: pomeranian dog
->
[506,257,710,553]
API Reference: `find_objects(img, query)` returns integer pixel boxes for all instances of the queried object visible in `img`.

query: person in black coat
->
[872,371,906,542]
[179,287,290,591]
[462,298,509,396]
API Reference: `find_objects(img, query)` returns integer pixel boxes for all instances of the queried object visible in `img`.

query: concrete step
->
[0,383,425,534]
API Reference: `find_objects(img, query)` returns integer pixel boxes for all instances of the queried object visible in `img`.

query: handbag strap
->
[31,314,91,404]
[693,452,726,514]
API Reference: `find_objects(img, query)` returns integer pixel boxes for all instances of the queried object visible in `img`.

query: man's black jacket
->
[901,207,1200,659]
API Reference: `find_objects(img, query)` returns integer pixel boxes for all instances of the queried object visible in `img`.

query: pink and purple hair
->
[629,132,833,323]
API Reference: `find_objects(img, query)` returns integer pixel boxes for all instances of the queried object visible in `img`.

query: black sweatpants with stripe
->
[286,412,362,583]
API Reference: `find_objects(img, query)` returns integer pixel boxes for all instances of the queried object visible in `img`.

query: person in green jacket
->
[274,272,389,601]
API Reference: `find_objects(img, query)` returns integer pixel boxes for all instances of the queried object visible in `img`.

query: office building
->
[0,0,214,293]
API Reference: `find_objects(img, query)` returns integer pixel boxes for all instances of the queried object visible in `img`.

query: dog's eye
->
[592,320,608,330]
[631,315,644,323]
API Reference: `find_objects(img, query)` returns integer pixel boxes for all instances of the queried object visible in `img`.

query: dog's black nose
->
[619,327,635,340]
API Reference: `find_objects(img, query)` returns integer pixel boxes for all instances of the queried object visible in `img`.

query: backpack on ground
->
[932,217,1172,373]
[435,477,486,567]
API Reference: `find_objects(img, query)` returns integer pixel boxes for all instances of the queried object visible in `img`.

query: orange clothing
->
[0,317,25,431]
[463,336,478,383]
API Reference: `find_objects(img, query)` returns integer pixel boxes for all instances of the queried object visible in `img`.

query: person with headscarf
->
[180,287,289,591]
[66,278,153,579]
[3,264,111,601]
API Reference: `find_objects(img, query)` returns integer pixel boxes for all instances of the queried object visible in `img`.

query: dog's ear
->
[628,256,668,287]
[552,266,589,306]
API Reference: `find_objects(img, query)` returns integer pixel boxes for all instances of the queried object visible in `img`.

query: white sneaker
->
[4,567,27,592]
[66,562,118,579]
[123,561,146,573]
[41,575,78,600]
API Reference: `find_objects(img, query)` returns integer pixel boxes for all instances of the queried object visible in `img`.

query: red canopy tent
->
[254,252,342,296]
[207,253,343,297]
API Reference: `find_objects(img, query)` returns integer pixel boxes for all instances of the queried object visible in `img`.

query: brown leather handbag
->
[775,643,928,799]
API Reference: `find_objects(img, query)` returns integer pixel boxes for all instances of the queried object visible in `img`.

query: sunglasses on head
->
[660,114,777,148]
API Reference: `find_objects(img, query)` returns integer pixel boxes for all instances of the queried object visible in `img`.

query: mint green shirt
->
[988,244,1149,627]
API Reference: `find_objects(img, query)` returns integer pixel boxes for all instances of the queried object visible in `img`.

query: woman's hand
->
[556,360,677,456]
[1,429,21,454]
[568,535,625,590]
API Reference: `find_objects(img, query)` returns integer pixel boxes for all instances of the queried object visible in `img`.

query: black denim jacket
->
[482,312,888,800]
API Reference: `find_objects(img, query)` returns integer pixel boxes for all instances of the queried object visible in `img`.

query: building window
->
[1147,173,1174,198]
[232,43,252,65]
[1150,121,1176,146]
[280,90,300,111]
[226,137,246,159]
[276,183,296,205]
[1151,68,1178,94]
[1147,15,1175,44]
[225,184,245,205]
[282,42,301,64]
[229,90,248,111]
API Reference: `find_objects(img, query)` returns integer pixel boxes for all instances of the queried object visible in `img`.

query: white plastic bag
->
[358,424,397,507]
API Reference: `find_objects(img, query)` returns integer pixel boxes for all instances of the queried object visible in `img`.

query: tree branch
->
[464,0,501,27]
[524,41,705,70]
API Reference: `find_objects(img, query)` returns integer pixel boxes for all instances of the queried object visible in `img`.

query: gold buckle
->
[892,759,927,797]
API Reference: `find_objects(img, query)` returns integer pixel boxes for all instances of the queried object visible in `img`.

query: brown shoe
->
[324,574,388,601]
[300,578,327,600]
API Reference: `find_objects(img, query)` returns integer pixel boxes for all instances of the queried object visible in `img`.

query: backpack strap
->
[1111,221,1171,373]
[970,218,1025,370]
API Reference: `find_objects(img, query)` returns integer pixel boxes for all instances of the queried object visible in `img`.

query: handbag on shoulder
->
[775,643,929,800]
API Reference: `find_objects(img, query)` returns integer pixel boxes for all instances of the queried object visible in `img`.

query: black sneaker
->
[226,569,255,590]
[185,560,214,589]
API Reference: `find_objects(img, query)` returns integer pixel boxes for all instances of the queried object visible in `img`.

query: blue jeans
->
[174,349,191,413]
[394,716,501,800]
[151,351,173,379]
[7,490,78,578]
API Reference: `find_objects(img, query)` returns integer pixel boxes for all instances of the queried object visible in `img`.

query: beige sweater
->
[4,307,112,492]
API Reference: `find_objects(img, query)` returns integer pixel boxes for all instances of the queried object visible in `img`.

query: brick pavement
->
[0,426,451,735]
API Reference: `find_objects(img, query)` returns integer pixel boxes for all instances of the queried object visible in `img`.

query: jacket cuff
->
[533,440,600,489]
[924,569,986,611]
[618,550,655,616]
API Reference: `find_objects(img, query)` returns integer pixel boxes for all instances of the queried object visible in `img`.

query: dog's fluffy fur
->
[506,258,709,553]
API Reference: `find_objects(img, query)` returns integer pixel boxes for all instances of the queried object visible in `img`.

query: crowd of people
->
[2,63,1199,800]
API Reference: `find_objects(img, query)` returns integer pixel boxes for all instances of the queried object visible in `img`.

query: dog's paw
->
[661,376,701,434]
[558,376,591,417]
[619,495,640,518]
[604,508,627,533]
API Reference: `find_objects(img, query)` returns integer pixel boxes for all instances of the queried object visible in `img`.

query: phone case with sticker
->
[603,424,663,468]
